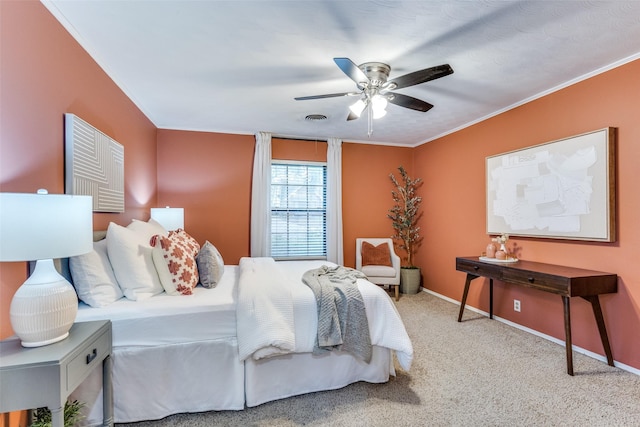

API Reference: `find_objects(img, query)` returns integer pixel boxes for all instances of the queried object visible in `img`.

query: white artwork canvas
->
[486,128,615,242]
[65,114,124,212]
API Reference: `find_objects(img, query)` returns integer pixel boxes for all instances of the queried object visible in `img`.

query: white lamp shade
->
[151,207,184,231]
[0,192,93,261]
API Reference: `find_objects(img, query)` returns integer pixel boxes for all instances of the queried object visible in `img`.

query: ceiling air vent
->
[305,114,327,121]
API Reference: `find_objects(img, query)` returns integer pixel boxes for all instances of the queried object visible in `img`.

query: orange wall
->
[157,133,413,268]
[342,143,413,267]
[414,59,640,370]
[156,130,254,264]
[0,1,158,342]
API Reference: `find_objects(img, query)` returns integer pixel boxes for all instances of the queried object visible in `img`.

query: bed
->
[66,220,413,425]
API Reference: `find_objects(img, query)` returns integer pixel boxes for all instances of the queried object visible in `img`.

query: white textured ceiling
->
[43,0,640,147]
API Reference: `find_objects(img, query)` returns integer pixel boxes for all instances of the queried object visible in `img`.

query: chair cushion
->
[362,265,396,278]
[361,241,392,267]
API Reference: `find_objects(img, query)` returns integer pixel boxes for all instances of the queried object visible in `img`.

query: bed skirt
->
[244,345,392,407]
[74,338,244,425]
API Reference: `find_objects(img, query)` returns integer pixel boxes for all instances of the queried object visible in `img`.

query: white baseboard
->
[422,288,640,377]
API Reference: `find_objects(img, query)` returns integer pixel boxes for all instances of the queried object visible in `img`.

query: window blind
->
[271,162,327,259]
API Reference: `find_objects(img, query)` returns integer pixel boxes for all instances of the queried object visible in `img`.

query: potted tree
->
[388,166,423,294]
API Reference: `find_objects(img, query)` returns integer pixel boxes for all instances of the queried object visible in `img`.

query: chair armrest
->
[390,247,401,281]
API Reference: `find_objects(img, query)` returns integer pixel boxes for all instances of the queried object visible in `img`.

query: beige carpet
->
[117,292,640,426]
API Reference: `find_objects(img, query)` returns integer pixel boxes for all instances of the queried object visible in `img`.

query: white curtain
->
[326,137,344,265]
[250,132,272,257]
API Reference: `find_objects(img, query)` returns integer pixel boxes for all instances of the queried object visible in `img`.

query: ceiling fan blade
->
[294,92,354,101]
[386,64,453,91]
[387,93,434,112]
[334,57,369,87]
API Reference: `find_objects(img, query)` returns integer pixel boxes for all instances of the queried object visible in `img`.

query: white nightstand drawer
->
[67,328,111,392]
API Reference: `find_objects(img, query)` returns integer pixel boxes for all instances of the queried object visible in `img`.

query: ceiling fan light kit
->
[295,57,453,137]
[349,99,367,118]
[371,95,388,119]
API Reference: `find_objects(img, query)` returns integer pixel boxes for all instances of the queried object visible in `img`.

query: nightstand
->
[0,320,113,427]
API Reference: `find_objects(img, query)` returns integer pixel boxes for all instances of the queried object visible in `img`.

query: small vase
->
[485,242,497,258]
[495,250,507,260]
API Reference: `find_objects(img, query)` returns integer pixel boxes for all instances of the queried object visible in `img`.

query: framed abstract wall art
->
[64,113,125,212]
[486,128,616,242]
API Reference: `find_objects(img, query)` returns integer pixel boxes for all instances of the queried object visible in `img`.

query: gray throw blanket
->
[302,265,372,363]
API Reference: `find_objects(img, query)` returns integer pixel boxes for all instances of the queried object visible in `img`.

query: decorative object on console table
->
[150,206,184,231]
[388,166,423,294]
[485,241,497,258]
[0,190,93,347]
[493,233,509,260]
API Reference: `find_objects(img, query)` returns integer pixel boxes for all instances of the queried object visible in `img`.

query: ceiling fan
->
[295,58,453,134]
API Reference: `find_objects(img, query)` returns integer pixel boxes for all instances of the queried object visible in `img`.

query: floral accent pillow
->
[361,241,392,267]
[151,229,200,295]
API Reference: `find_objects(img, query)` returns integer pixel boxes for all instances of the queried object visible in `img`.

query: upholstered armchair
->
[355,238,401,301]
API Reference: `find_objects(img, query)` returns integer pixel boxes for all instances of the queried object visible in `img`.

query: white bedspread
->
[236,257,297,360]
[236,259,413,371]
[76,265,238,347]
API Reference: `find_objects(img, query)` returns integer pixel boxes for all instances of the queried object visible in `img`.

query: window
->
[271,161,327,259]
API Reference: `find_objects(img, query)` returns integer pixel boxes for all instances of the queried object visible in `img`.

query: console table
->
[456,256,617,375]
[0,320,113,427]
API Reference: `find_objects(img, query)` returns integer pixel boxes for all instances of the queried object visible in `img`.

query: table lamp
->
[0,190,93,347]
[150,207,184,231]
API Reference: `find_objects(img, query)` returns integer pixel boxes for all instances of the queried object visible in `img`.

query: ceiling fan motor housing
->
[358,62,390,87]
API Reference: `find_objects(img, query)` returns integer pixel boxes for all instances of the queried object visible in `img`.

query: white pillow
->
[106,220,167,301]
[128,218,168,236]
[69,239,123,307]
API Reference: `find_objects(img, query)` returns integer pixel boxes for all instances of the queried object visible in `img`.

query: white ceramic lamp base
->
[9,259,78,347]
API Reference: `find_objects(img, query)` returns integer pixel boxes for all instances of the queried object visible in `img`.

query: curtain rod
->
[271,134,328,142]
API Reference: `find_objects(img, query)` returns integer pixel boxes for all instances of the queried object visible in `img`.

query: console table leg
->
[562,296,574,376]
[457,273,478,322]
[582,295,615,367]
[489,279,494,320]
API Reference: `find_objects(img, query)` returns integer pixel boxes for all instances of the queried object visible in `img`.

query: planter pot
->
[400,268,421,294]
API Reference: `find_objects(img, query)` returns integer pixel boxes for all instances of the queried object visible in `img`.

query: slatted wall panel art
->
[64,113,124,212]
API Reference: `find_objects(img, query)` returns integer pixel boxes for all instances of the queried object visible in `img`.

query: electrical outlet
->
[514,299,521,312]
